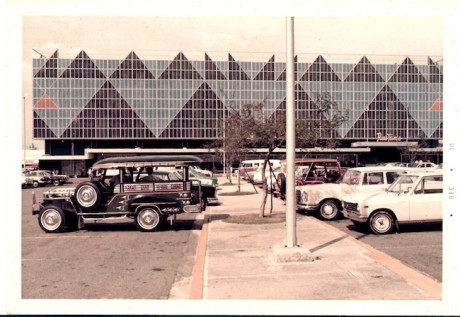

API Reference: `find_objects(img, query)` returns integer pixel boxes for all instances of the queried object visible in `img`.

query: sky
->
[2,0,460,315]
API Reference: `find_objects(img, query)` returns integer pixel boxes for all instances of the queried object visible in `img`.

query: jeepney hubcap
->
[138,208,160,229]
[77,186,97,207]
[41,209,62,231]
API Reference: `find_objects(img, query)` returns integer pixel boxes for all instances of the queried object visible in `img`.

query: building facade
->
[32,50,443,174]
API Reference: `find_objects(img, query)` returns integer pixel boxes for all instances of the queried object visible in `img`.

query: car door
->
[408,176,443,221]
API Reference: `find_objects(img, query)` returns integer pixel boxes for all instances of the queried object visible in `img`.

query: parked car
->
[24,170,51,188]
[236,159,280,180]
[295,166,408,220]
[275,158,347,200]
[342,171,443,234]
[192,166,213,177]
[32,155,207,233]
[176,167,219,205]
[21,172,32,188]
[407,161,439,170]
[43,170,70,186]
[252,164,281,187]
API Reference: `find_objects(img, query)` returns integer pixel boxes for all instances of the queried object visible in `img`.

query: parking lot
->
[21,176,442,299]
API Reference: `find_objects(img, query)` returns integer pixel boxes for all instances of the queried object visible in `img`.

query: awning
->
[351,141,418,147]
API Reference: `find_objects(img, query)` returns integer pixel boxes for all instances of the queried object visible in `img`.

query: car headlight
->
[301,190,308,203]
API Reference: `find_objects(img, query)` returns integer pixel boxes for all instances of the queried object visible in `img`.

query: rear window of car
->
[386,171,402,184]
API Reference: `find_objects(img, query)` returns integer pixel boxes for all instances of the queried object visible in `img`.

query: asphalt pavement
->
[169,175,449,315]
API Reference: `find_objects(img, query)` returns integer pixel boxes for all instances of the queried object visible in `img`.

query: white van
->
[237,159,281,180]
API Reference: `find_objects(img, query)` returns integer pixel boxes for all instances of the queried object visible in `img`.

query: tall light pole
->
[285,16,297,247]
[23,96,26,169]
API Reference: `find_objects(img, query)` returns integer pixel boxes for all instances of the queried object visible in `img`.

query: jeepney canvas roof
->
[92,155,202,169]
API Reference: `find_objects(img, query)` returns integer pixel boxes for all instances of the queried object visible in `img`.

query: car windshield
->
[386,175,419,193]
[189,168,206,178]
[340,170,361,185]
[407,163,419,167]
[295,166,310,178]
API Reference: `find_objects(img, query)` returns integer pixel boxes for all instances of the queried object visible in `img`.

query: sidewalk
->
[172,176,442,311]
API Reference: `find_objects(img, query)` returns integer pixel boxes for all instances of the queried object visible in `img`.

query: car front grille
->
[343,201,358,212]
[295,190,301,203]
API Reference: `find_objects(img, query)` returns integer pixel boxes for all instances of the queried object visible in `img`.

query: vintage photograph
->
[2,0,459,315]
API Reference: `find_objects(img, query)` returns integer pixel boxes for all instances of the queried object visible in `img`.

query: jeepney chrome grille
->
[343,201,358,212]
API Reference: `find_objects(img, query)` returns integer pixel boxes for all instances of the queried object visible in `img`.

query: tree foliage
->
[211,91,348,216]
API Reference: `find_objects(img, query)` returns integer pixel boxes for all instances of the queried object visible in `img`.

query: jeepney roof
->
[92,155,202,169]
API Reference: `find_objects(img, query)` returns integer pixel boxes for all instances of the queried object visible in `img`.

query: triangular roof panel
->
[34,50,59,78]
[299,55,341,82]
[110,51,155,79]
[204,53,227,80]
[61,81,155,138]
[158,52,202,80]
[388,57,427,83]
[60,51,106,79]
[228,54,250,80]
[343,56,385,82]
[160,82,227,138]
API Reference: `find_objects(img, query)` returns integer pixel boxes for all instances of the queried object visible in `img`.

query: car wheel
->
[32,181,39,188]
[74,182,102,212]
[135,206,162,232]
[53,179,60,186]
[38,206,66,233]
[369,210,394,234]
[318,200,341,220]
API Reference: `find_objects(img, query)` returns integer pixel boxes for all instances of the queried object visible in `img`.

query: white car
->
[21,172,32,188]
[296,166,408,220]
[252,165,281,187]
[407,161,439,170]
[342,172,443,234]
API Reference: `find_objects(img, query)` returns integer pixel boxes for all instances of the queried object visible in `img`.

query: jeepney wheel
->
[74,182,102,212]
[38,206,66,233]
[369,210,394,234]
[53,179,60,186]
[135,206,162,232]
[318,200,341,221]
